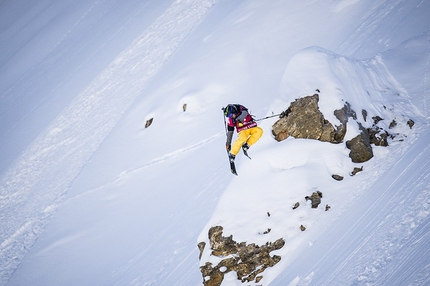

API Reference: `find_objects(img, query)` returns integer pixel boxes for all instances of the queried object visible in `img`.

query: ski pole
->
[221,107,228,135]
[254,113,283,122]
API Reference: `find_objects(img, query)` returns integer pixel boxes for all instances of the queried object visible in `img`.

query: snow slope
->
[273,127,430,286]
[1,0,217,283]
[0,0,429,285]
[198,42,428,285]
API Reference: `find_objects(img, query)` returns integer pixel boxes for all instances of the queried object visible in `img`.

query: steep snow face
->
[271,128,430,286]
[278,46,420,135]
[0,0,429,285]
[381,31,430,119]
[0,0,173,173]
[198,46,422,286]
[0,0,218,283]
[335,0,430,59]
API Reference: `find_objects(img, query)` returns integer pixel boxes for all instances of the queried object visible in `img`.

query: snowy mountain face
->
[0,0,429,285]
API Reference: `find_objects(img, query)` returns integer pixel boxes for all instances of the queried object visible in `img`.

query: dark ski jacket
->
[226,104,257,145]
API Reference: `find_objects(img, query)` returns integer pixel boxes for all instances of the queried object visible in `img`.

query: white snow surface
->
[0,0,429,285]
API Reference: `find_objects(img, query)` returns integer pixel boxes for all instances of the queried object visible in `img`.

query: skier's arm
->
[236,109,248,123]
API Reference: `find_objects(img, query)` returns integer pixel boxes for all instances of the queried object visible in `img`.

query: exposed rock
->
[325,205,331,211]
[272,93,406,164]
[372,116,384,124]
[183,103,187,112]
[201,262,224,286]
[259,228,271,235]
[346,132,373,163]
[350,166,363,176]
[305,191,323,208]
[198,242,206,260]
[300,225,306,231]
[336,101,357,121]
[333,102,359,142]
[272,94,344,143]
[267,212,271,217]
[208,226,237,257]
[407,119,414,129]
[333,113,347,142]
[362,109,368,122]
[333,107,347,123]
[368,127,389,146]
[145,118,153,128]
[292,202,300,210]
[199,226,284,286]
[332,174,344,181]
[389,119,397,129]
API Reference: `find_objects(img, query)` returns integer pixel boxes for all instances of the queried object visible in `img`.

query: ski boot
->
[242,143,251,159]
[242,143,250,152]
[228,153,235,163]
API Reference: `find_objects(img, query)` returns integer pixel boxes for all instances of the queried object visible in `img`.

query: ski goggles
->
[224,106,234,118]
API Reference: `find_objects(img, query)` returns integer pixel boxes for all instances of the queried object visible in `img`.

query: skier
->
[224,104,263,162]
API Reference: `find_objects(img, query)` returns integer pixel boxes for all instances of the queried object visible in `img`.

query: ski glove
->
[226,144,231,151]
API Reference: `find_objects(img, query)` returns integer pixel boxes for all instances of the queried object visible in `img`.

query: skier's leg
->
[231,130,250,155]
[246,127,263,146]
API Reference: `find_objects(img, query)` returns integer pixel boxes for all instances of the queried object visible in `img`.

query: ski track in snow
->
[274,127,430,286]
[336,0,426,58]
[2,0,150,133]
[0,0,217,283]
[323,132,430,285]
[66,131,223,202]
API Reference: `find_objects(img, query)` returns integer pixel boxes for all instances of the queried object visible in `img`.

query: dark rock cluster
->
[346,132,373,163]
[198,226,284,286]
[272,93,414,163]
[272,94,346,143]
[305,191,323,208]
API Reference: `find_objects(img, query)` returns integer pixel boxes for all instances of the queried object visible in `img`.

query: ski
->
[227,151,238,175]
[242,147,251,159]
[230,159,238,175]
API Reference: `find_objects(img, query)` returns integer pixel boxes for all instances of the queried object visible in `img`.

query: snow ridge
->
[0,0,217,283]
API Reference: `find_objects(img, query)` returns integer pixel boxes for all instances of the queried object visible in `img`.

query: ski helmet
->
[224,104,237,118]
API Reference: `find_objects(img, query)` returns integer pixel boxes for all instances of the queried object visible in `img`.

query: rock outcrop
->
[351,166,364,176]
[272,94,345,143]
[199,226,285,286]
[145,118,153,128]
[332,174,344,181]
[305,191,323,208]
[272,93,412,163]
[346,132,374,163]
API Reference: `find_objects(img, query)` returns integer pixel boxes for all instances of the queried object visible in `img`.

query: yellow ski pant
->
[231,126,263,155]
